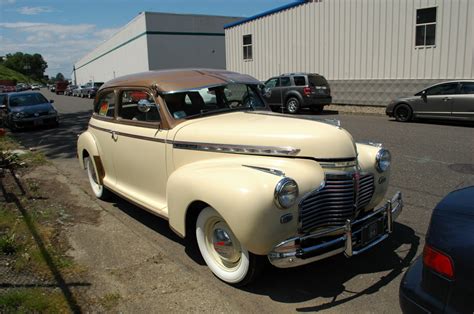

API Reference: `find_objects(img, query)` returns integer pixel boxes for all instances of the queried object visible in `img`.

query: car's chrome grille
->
[299,173,374,233]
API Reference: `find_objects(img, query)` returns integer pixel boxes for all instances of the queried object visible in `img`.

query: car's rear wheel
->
[85,156,110,200]
[286,97,300,114]
[196,207,262,286]
[394,104,413,122]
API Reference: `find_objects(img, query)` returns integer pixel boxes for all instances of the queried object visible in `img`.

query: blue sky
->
[0,0,289,79]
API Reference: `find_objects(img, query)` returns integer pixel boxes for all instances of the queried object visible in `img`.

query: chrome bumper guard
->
[268,192,403,268]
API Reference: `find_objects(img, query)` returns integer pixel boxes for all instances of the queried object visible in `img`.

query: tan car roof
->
[100,69,261,93]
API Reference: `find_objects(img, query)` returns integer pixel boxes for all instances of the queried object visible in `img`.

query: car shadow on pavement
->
[388,118,474,128]
[8,111,92,160]
[243,222,419,311]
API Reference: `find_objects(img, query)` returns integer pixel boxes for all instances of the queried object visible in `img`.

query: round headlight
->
[274,178,299,209]
[376,148,391,172]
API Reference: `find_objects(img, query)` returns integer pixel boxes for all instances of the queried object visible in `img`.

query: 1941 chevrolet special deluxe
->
[77,69,403,286]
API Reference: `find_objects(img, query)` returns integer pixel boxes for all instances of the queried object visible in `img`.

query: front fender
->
[356,143,391,209]
[167,157,324,255]
[77,130,100,169]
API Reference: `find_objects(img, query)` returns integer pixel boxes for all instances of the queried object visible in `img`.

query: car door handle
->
[109,130,118,141]
[442,97,452,101]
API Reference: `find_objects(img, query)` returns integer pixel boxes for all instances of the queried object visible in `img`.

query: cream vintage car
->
[77,69,403,286]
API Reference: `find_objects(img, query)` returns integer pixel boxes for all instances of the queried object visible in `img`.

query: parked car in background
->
[64,85,77,96]
[3,85,16,93]
[263,73,332,114]
[72,85,86,97]
[55,81,69,95]
[0,86,5,93]
[77,69,402,286]
[80,82,104,98]
[386,80,474,122]
[400,186,474,313]
[31,84,41,90]
[0,92,59,130]
[49,84,56,93]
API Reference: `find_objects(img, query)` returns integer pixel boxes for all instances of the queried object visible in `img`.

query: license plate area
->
[34,119,44,126]
[361,219,385,245]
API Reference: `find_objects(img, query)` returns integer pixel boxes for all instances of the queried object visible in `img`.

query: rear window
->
[308,75,328,87]
[293,76,306,86]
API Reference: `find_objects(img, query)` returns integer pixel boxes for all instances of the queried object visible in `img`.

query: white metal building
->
[74,12,241,85]
[225,0,474,105]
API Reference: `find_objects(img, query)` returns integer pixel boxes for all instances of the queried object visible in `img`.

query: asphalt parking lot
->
[11,89,474,312]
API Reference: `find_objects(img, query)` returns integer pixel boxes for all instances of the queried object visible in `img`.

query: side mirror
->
[137,99,156,113]
[263,87,271,98]
[50,99,54,103]
[421,90,427,100]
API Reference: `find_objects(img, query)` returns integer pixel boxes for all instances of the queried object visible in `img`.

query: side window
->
[118,90,160,123]
[265,78,278,89]
[460,82,474,94]
[415,7,436,47]
[426,83,458,96]
[94,92,115,118]
[243,34,253,60]
[280,77,291,87]
[293,76,306,86]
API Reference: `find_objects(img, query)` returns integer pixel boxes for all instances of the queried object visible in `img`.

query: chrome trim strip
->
[242,165,285,177]
[318,160,357,168]
[89,124,167,143]
[357,141,383,148]
[173,141,301,156]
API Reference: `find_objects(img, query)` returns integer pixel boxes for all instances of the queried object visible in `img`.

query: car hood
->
[9,103,54,114]
[173,111,357,159]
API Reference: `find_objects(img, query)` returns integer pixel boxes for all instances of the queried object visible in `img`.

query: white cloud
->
[17,6,53,15]
[0,22,117,77]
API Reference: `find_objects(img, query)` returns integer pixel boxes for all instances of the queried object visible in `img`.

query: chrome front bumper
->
[268,192,403,268]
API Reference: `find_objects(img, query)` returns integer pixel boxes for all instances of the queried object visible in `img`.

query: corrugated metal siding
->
[225,0,474,81]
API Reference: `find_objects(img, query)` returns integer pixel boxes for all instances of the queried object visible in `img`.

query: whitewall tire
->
[196,207,262,286]
[85,156,110,200]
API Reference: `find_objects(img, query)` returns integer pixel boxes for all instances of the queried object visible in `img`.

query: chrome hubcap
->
[212,226,240,263]
[288,100,298,112]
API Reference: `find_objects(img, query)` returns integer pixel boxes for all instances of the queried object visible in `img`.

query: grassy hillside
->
[0,64,38,83]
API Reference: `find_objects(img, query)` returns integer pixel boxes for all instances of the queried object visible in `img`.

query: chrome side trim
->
[357,141,383,148]
[173,141,300,156]
[89,124,167,143]
[318,160,357,168]
[242,165,285,176]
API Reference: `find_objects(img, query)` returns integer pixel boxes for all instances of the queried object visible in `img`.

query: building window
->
[243,34,253,60]
[416,7,436,47]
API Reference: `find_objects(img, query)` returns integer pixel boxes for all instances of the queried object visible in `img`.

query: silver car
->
[386,80,474,122]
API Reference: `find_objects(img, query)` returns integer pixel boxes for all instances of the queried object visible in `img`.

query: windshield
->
[163,83,265,120]
[9,93,49,107]
[0,94,6,105]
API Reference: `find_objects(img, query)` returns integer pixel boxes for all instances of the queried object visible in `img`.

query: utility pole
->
[73,65,77,85]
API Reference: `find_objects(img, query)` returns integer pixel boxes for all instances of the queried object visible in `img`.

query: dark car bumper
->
[11,115,58,129]
[399,257,445,313]
[302,95,332,107]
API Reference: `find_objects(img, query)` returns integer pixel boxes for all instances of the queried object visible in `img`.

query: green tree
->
[55,73,65,81]
[3,52,48,80]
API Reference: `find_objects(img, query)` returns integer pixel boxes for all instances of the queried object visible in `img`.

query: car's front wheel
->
[196,207,263,286]
[394,104,413,122]
[85,156,111,200]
